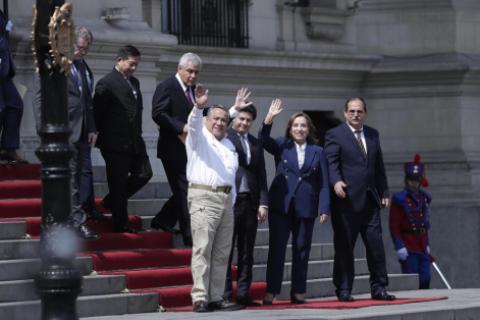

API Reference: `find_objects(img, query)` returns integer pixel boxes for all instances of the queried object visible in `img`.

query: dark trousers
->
[159,155,191,237]
[101,150,152,229]
[400,251,431,289]
[0,106,22,150]
[78,142,96,212]
[331,199,388,295]
[70,140,90,227]
[266,203,315,294]
[224,193,258,300]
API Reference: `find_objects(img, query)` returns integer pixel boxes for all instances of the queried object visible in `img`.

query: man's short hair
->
[178,52,202,69]
[76,26,93,44]
[238,105,257,121]
[117,45,141,60]
[344,96,367,112]
[206,104,228,118]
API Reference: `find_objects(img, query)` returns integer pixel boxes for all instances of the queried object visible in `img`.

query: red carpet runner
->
[169,296,448,312]
[0,163,267,309]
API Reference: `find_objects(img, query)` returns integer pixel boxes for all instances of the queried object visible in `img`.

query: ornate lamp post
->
[32,1,81,319]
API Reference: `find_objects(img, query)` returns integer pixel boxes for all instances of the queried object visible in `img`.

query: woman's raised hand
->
[264,98,283,124]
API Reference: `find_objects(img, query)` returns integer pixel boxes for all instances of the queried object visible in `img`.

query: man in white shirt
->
[186,85,241,312]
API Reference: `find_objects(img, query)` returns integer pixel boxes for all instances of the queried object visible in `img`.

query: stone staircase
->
[0,163,419,318]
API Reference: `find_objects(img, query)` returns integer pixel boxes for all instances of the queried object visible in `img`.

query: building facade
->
[6,0,480,288]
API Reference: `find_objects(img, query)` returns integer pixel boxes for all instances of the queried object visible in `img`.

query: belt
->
[189,183,232,194]
[402,227,427,235]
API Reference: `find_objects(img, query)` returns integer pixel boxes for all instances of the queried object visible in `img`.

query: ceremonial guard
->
[389,154,432,289]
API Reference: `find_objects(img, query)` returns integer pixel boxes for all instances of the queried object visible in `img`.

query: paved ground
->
[83,288,480,320]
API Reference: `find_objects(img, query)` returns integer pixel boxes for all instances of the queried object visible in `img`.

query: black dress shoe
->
[101,198,112,211]
[182,235,193,247]
[77,224,99,240]
[87,209,108,221]
[290,292,307,304]
[262,293,275,305]
[192,300,209,312]
[113,226,138,234]
[208,300,243,311]
[371,291,396,301]
[337,292,355,302]
[237,296,261,306]
[151,220,180,234]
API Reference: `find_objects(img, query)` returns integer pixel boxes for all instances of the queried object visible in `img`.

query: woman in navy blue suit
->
[260,99,330,304]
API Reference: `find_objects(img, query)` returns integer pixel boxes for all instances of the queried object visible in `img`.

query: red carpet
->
[135,281,267,309]
[83,248,192,271]
[169,296,448,311]
[0,164,41,180]
[0,164,274,310]
[250,296,448,309]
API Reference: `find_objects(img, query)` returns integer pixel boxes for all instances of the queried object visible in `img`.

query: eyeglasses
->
[347,109,364,115]
[74,42,90,53]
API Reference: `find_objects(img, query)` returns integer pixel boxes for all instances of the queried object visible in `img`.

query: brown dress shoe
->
[193,300,209,312]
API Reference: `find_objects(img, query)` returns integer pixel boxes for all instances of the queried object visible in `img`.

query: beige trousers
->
[188,187,234,303]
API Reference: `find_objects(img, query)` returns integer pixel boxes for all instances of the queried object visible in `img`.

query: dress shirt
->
[346,123,367,154]
[175,73,194,103]
[186,106,239,201]
[295,142,306,169]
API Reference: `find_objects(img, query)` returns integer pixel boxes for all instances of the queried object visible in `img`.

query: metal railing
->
[162,0,249,48]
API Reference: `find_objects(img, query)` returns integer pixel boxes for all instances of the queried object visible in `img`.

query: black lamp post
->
[33,1,82,319]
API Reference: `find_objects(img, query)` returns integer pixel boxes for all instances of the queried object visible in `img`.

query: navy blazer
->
[324,123,389,213]
[227,128,268,208]
[260,123,330,218]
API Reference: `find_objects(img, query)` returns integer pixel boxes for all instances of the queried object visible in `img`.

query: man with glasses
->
[68,27,102,239]
[324,97,395,302]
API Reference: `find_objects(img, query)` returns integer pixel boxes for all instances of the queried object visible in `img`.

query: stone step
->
[127,199,166,216]
[252,258,368,282]
[0,238,39,260]
[0,274,126,302]
[0,292,159,319]
[253,243,335,265]
[94,181,171,200]
[0,221,26,240]
[0,256,92,281]
[78,289,480,320]
[277,273,419,300]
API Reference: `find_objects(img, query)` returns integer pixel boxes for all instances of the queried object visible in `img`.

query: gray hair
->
[206,104,229,118]
[76,26,93,44]
[178,52,202,69]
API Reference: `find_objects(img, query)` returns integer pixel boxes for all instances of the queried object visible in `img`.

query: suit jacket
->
[260,123,330,218]
[93,68,146,155]
[0,10,22,111]
[68,59,95,143]
[324,123,389,213]
[151,75,194,160]
[227,128,268,208]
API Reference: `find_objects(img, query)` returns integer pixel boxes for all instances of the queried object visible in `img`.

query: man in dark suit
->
[223,92,268,306]
[324,97,395,302]
[0,10,26,163]
[93,45,152,233]
[68,27,101,239]
[151,52,202,246]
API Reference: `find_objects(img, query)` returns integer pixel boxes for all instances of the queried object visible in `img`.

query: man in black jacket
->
[223,90,268,306]
[93,45,152,233]
[151,52,202,246]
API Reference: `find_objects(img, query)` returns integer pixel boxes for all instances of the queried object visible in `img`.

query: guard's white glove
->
[426,246,430,254]
[5,20,13,32]
[396,247,408,261]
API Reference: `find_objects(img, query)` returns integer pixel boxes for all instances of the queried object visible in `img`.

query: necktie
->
[185,87,193,104]
[240,134,251,165]
[354,130,367,158]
